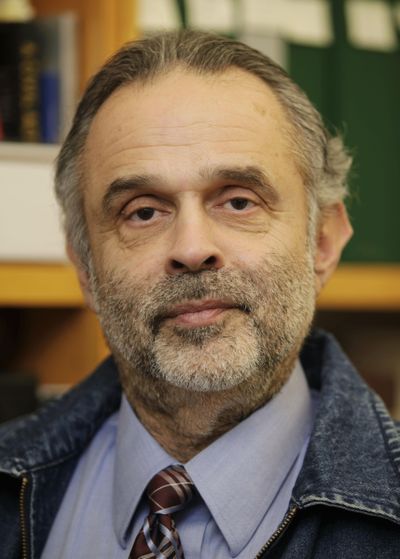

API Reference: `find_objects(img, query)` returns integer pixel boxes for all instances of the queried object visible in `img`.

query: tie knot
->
[146,464,194,515]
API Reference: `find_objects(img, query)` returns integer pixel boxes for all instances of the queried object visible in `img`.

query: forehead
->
[86,66,293,147]
[83,67,302,201]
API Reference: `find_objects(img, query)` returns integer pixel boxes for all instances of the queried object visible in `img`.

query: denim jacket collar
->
[1,329,400,526]
[0,356,122,478]
[294,330,400,525]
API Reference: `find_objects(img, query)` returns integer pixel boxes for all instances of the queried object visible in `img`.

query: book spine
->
[0,23,20,140]
[18,26,41,142]
[0,23,41,142]
[34,13,78,143]
[58,13,78,141]
[39,71,60,143]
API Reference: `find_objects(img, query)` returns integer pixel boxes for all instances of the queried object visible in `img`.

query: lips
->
[162,299,239,327]
[164,300,235,317]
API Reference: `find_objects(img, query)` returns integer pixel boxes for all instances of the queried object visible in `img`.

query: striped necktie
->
[130,464,194,559]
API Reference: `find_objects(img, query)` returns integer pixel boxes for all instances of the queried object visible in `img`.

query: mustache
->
[143,269,255,324]
[94,268,261,326]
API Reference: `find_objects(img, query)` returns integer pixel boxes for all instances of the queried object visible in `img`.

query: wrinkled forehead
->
[85,66,295,153]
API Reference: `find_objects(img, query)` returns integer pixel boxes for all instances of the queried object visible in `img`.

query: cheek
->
[97,236,167,280]
[224,221,308,266]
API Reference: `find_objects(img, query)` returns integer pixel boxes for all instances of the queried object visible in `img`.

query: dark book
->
[0,22,41,142]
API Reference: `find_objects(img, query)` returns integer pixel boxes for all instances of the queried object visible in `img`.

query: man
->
[1,31,399,559]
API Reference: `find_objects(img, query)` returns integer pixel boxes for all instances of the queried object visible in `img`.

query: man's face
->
[82,68,316,393]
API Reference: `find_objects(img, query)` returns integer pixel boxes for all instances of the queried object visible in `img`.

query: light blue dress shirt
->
[42,361,317,558]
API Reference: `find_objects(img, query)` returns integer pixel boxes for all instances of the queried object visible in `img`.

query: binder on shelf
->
[287,0,400,262]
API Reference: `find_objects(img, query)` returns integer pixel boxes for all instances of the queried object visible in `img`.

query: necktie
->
[130,464,194,559]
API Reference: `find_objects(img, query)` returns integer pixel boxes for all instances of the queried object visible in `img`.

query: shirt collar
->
[185,361,314,556]
[113,395,173,547]
[113,361,313,554]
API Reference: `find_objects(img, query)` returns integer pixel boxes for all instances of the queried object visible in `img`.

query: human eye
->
[225,197,255,211]
[121,197,168,225]
[218,185,260,213]
[129,206,157,221]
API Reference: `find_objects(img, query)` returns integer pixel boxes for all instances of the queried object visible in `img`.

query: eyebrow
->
[102,174,162,216]
[201,165,280,206]
[101,164,280,216]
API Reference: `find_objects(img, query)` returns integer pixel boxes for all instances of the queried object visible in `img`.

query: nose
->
[165,211,225,275]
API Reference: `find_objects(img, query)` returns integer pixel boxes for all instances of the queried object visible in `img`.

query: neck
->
[118,356,296,463]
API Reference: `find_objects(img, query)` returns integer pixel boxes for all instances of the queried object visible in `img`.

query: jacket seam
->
[370,391,400,479]
[294,488,400,512]
[0,457,27,477]
[293,494,400,524]
[1,449,84,478]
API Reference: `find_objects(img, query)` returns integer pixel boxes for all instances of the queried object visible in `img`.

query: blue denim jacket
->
[1,330,399,559]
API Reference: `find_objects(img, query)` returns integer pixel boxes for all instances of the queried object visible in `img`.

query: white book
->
[0,142,67,262]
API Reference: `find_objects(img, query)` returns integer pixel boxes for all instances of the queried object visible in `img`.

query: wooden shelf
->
[1,263,399,310]
[0,263,82,307]
[317,264,400,311]
[0,264,109,385]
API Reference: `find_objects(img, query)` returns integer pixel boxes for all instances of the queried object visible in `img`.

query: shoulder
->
[294,329,400,533]
[0,356,122,474]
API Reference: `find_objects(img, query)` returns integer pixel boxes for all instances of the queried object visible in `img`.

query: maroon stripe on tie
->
[130,465,194,559]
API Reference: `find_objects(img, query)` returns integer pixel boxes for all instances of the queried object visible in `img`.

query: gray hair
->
[55,30,352,267]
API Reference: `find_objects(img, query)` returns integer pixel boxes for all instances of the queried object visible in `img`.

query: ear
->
[67,243,96,312]
[314,202,353,294]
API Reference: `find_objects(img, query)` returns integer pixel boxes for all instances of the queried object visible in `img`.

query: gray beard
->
[90,252,316,398]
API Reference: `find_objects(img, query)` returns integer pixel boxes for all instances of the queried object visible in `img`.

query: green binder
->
[288,0,400,262]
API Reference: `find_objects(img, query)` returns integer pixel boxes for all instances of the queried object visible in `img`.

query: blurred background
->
[0,0,399,421]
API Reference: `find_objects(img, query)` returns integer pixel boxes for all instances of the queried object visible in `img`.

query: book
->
[0,21,41,142]
[0,13,78,144]
[35,12,78,143]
